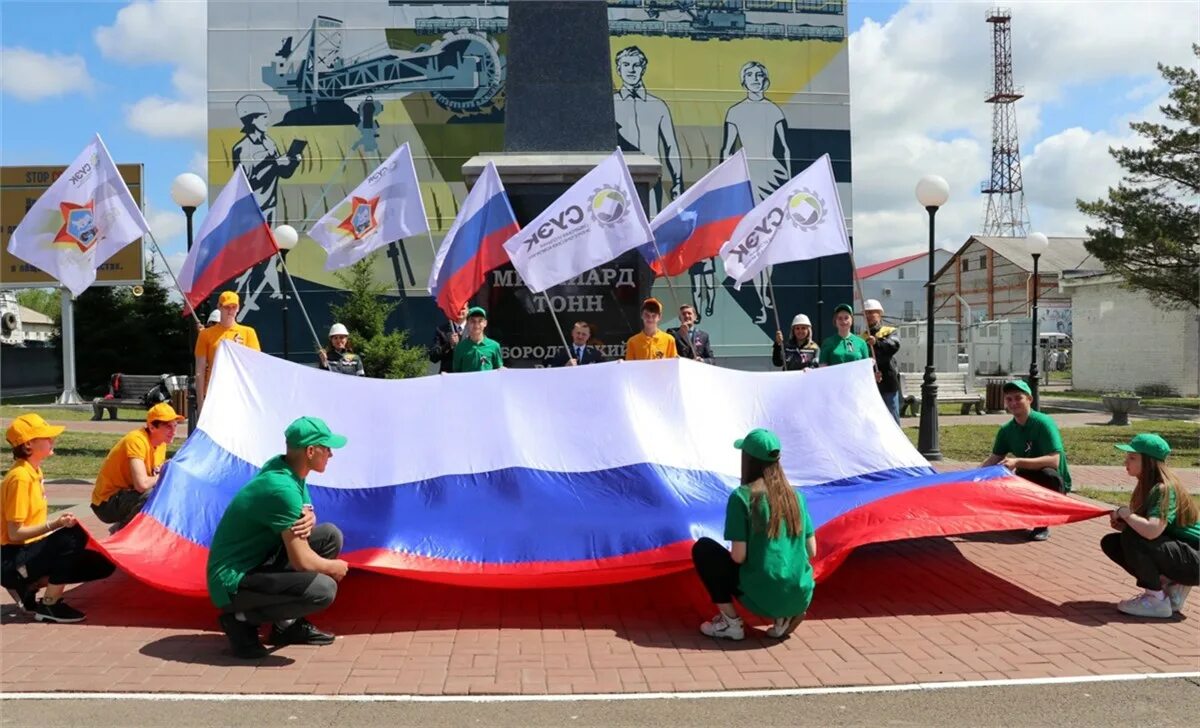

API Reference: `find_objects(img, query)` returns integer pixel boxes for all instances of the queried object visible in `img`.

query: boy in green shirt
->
[981,379,1072,541]
[452,306,503,373]
[690,428,816,641]
[207,416,350,659]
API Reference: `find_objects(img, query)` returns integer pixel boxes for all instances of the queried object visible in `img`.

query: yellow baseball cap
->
[146,402,185,425]
[218,291,239,307]
[5,414,66,447]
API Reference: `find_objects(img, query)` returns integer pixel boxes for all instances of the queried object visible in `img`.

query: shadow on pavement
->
[139,634,296,667]
[1056,599,1191,627]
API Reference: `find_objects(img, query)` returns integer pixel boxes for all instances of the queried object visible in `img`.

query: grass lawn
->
[1045,390,1200,409]
[904,418,1200,467]
[1076,488,1200,510]
[29,431,182,482]
[0,404,97,422]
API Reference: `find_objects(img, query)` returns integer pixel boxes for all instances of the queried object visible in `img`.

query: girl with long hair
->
[690,428,816,640]
[318,323,365,377]
[1102,433,1199,618]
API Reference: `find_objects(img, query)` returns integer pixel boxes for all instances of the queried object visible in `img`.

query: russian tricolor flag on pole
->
[177,168,279,312]
[427,161,519,318]
[641,150,754,277]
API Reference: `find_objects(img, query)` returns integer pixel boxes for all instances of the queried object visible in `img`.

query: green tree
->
[16,288,59,318]
[1077,45,1200,309]
[329,257,429,379]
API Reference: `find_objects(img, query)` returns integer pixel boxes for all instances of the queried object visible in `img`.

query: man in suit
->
[429,304,468,374]
[549,321,607,367]
[668,304,714,364]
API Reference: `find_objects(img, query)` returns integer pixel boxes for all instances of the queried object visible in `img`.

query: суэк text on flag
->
[641,151,754,277]
[502,149,653,293]
[309,143,429,271]
[427,161,519,319]
[719,154,849,289]
[6,134,150,296]
[177,168,278,312]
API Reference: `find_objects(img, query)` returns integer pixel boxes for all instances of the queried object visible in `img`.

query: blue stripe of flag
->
[191,194,271,282]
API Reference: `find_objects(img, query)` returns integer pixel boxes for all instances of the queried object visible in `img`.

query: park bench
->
[91,374,173,420]
[900,372,984,416]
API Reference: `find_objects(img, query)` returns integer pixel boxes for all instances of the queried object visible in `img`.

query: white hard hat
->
[790,314,812,327]
[863,299,884,312]
[235,94,269,121]
[328,323,349,337]
[207,310,221,324]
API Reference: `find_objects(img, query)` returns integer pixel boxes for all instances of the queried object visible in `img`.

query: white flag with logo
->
[502,148,653,293]
[308,142,430,271]
[7,134,150,296]
[719,154,849,289]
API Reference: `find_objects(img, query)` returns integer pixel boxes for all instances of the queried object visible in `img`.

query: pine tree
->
[329,257,429,378]
[1077,45,1200,309]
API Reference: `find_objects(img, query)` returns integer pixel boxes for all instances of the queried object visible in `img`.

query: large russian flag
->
[96,348,1107,597]
[177,168,278,312]
[427,161,519,319]
[641,151,755,277]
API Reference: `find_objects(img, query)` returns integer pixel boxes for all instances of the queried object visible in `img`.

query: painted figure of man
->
[613,46,683,214]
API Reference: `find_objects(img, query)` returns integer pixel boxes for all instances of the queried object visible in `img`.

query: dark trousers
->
[1100,528,1200,590]
[0,525,115,588]
[1016,467,1065,493]
[692,537,741,604]
[225,523,343,625]
[91,489,149,527]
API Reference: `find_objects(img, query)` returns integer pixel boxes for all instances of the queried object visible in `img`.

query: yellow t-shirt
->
[92,428,165,506]
[195,323,261,387]
[625,330,678,361]
[1,460,48,546]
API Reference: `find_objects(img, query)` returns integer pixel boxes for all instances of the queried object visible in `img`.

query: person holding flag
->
[6,134,150,297]
[309,142,430,272]
[195,291,261,412]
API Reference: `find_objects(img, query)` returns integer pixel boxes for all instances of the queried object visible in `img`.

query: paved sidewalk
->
[2,518,1196,696]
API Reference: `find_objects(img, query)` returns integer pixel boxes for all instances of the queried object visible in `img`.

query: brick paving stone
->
[2,517,1197,696]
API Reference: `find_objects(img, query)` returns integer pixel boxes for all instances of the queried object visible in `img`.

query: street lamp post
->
[1024,232,1049,410]
[915,175,950,461]
[273,224,299,361]
[170,173,207,437]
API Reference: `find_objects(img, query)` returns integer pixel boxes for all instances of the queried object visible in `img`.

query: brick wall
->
[1068,279,1199,396]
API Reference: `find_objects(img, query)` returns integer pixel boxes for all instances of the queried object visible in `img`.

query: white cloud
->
[0,47,93,101]
[94,0,207,140]
[189,149,208,179]
[145,204,186,243]
[849,1,1198,265]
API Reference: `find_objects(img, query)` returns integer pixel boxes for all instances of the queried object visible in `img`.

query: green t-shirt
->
[723,483,815,619]
[1147,485,1200,547]
[991,410,1073,492]
[819,334,870,366]
[453,336,503,373]
[206,455,311,608]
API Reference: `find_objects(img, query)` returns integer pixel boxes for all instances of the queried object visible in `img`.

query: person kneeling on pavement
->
[2,415,115,623]
[207,416,350,658]
[90,403,184,532]
[691,428,816,641]
[980,380,1072,541]
[1102,434,1198,619]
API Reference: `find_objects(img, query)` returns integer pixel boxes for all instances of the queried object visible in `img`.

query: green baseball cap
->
[1002,380,1032,397]
[285,416,348,449]
[833,303,853,317]
[1115,433,1171,461]
[734,428,781,463]
[466,306,487,319]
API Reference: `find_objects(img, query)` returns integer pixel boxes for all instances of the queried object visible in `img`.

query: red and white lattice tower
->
[981,8,1030,237]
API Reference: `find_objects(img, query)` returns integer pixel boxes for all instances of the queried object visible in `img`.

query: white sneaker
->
[1165,583,1192,613]
[1117,592,1173,619]
[767,616,802,639]
[699,613,744,640]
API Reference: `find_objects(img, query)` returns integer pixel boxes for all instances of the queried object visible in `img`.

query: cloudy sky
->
[1,0,1196,270]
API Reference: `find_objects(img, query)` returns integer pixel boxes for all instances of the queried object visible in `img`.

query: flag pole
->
[541,292,574,363]
[765,270,788,371]
[277,254,323,352]
[144,229,203,326]
[847,248,879,377]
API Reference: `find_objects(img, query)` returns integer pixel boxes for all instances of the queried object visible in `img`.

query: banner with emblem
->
[308,142,429,271]
[502,149,653,293]
[719,154,850,290]
[6,134,150,296]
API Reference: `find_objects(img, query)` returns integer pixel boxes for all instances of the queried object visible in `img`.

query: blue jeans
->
[881,390,900,424]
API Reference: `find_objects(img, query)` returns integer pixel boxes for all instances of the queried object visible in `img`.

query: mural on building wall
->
[207,0,852,362]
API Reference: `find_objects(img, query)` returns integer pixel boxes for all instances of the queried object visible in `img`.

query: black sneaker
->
[218,613,267,659]
[268,618,335,646]
[33,600,85,623]
[1030,527,1050,541]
